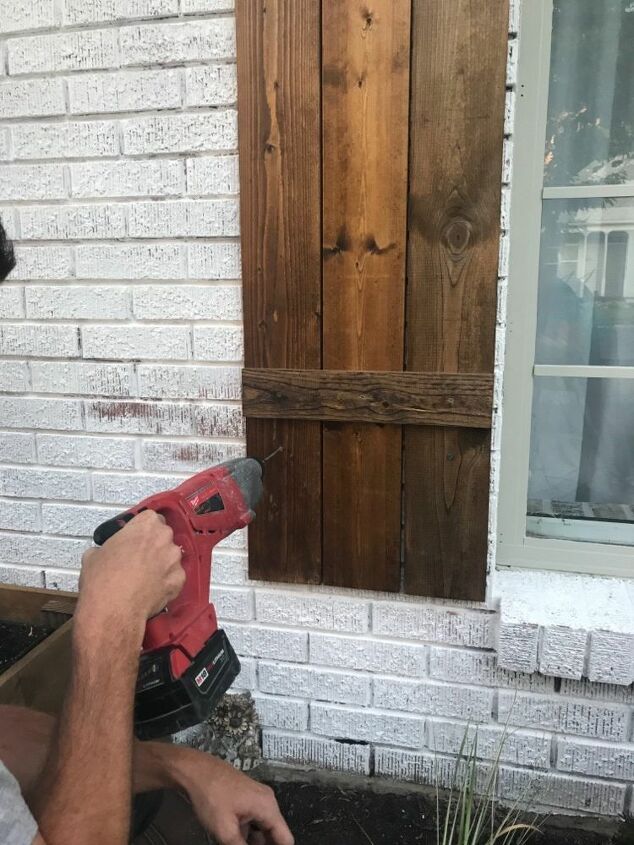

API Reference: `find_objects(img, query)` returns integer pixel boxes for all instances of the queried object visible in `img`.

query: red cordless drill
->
[93,456,270,740]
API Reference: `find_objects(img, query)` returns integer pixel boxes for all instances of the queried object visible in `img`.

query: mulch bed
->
[0,620,52,673]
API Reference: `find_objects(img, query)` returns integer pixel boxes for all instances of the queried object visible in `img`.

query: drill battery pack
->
[134,629,240,740]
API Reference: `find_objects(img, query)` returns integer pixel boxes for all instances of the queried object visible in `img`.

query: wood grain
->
[243,368,493,427]
[322,0,411,592]
[236,0,322,583]
[403,0,508,601]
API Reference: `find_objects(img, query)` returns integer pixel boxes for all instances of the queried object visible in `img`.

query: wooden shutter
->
[237,0,508,601]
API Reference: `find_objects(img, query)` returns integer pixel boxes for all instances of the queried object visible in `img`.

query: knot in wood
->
[443,218,472,255]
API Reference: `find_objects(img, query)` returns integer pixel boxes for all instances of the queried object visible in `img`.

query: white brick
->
[502,138,513,184]
[429,647,552,691]
[0,433,35,464]
[186,64,237,107]
[212,551,247,586]
[26,286,130,321]
[85,400,194,435]
[134,285,241,321]
[71,159,184,199]
[42,503,122,537]
[8,30,118,75]
[428,720,551,768]
[193,326,243,362]
[0,0,58,33]
[182,0,234,11]
[374,678,493,722]
[217,527,246,551]
[373,603,494,648]
[44,568,79,591]
[223,623,307,663]
[557,737,634,780]
[11,246,73,280]
[506,36,518,87]
[122,112,237,155]
[0,565,43,587]
[262,730,371,775]
[498,766,626,816]
[193,403,244,439]
[310,634,427,678]
[137,365,241,400]
[0,361,29,392]
[121,19,235,66]
[0,210,18,240]
[129,199,239,238]
[188,242,241,279]
[257,592,370,634]
[186,156,239,196]
[20,204,126,241]
[0,165,67,202]
[497,621,539,674]
[375,748,487,790]
[92,472,181,504]
[13,121,118,160]
[233,657,256,690]
[498,691,630,741]
[82,325,191,360]
[0,78,65,119]
[142,439,242,472]
[0,467,90,500]
[32,362,133,397]
[509,0,520,34]
[588,631,634,686]
[0,288,24,320]
[0,532,87,570]
[311,703,424,749]
[37,434,135,470]
[212,586,253,622]
[0,324,79,358]
[64,0,177,24]
[260,662,371,706]
[559,678,634,704]
[0,499,41,532]
[0,397,82,430]
[504,90,516,135]
[253,696,308,732]
[76,244,184,279]
[69,69,181,115]
[539,626,588,679]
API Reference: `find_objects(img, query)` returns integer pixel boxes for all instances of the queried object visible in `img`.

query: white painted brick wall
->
[1,1,632,819]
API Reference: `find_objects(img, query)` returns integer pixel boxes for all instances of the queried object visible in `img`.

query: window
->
[499,0,634,576]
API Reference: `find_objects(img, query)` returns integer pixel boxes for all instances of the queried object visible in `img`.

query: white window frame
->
[497,0,634,578]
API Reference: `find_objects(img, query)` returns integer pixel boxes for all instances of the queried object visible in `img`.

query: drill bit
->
[261,445,283,464]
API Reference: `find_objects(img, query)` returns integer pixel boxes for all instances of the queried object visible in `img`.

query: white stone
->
[92,472,184,505]
[0,499,41,532]
[8,30,119,75]
[557,737,634,780]
[373,602,495,648]
[0,532,87,569]
[256,591,370,634]
[0,433,36,464]
[253,696,308,732]
[373,678,494,722]
[188,242,241,279]
[13,121,118,160]
[120,19,235,66]
[42,503,122,537]
[0,361,29,393]
[0,397,83,430]
[587,631,634,686]
[310,633,427,678]
[37,434,136,470]
[212,586,254,622]
[71,159,184,199]
[84,400,194,435]
[498,766,626,816]
[0,0,57,33]
[32,362,134,397]
[429,646,552,691]
[137,364,241,400]
[0,467,90,501]
[311,703,424,749]
[142,438,242,472]
[76,244,185,279]
[26,286,130,321]
[0,324,80,358]
[133,284,241,321]
[81,324,192,361]
[69,69,182,115]
[44,569,80,591]
[186,156,239,196]
[0,288,24,320]
[193,326,243,362]
[64,0,177,25]
[0,78,65,119]
[262,730,371,775]
[129,199,239,238]
[0,565,43,587]
[223,623,307,662]
[11,247,73,280]
[0,164,67,202]
[186,64,237,107]
[259,662,371,706]
[122,111,237,155]
[20,204,126,241]
[428,720,551,768]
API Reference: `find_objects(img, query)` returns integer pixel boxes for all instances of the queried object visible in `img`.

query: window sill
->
[492,568,634,686]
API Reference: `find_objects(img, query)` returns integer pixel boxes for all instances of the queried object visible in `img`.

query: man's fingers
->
[252,804,294,845]
[247,831,267,845]
[217,820,248,845]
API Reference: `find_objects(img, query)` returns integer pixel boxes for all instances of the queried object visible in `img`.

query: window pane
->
[527,377,634,545]
[544,0,634,187]
[535,199,634,366]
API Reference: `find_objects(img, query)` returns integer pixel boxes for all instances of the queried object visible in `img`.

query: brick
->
[142,439,242,472]
[137,365,241,400]
[557,737,634,780]
[85,400,193,435]
[0,0,57,33]
[0,164,67,202]
[497,621,540,674]
[0,130,9,161]
[0,324,79,358]
[373,603,494,648]
[559,678,634,704]
[0,288,24,320]
[588,631,634,686]
[375,748,486,790]
[186,64,237,107]
[262,730,371,775]
[32,362,133,397]
[498,766,626,816]
[69,69,181,115]
[502,138,513,184]
[0,499,41,532]
[498,691,630,741]
[0,565,44,587]
[259,662,371,706]
[311,703,424,748]
[223,623,307,663]
[182,0,234,11]
[506,36,518,87]
[253,696,308,732]
[233,657,256,690]
[11,246,73,280]
[129,199,239,238]
[76,244,184,279]
[186,156,239,196]
[0,467,90,501]
[0,361,29,392]
[0,210,18,240]
[539,626,588,680]
[20,204,126,241]
[310,634,427,678]
[213,551,247,586]
[0,433,35,464]
[0,397,82,430]
[26,286,130,321]
[188,242,241,279]
[71,159,185,199]
[0,78,65,119]
[42,503,122,537]
[257,592,370,634]
[92,472,182,505]
[8,30,119,75]
[427,720,551,768]
[193,326,243,362]
[121,19,235,66]
[193,403,244,438]
[504,90,516,135]
[217,528,246,551]
[82,325,191,360]
[374,678,493,722]
[0,532,87,570]
[134,284,240,321]
[122,111,237,155]
[212,586,253,622]
[509,0,520,33]
[13,121,118,161]
[429,647,553,691]
[44,569,79,591]
[64,0,177,24]
[37,434,135,470]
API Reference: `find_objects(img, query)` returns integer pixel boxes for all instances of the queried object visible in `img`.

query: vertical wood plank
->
[404,0,508,600]
[322,1,411,591]
[236,0,322,583]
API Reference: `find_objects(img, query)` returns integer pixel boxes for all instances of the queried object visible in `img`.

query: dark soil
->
[0,620,52,673]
